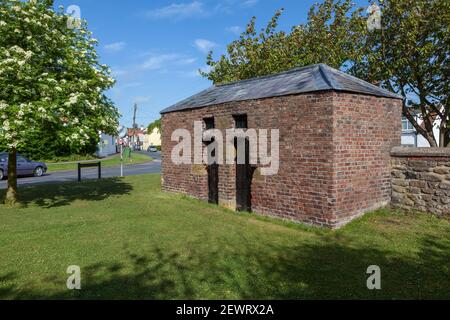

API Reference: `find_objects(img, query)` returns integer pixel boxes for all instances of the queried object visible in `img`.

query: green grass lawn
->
[0,174,449,300]
[46,153,153,172]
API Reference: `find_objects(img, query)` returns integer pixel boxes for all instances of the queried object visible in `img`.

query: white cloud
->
[242,0,259,7]
[141,54,179,70]
[104,41,126,53]
[111,67,129,77]
[133,96,151,104]
[140,53,196,70]
[121,82,143,89]
[226,25,242,35]
[145,1,257,21]
[194,39,217,53]
[178,65,212,78]
[200,65,212,74]
[178,57,198,65]
[146,1,207,20]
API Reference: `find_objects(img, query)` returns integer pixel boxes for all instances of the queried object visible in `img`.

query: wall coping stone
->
[391,147,450,158]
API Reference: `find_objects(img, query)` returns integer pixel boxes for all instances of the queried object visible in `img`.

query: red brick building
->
[161,64,403,228]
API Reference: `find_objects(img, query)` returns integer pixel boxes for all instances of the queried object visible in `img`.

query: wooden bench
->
[77,162,101,182]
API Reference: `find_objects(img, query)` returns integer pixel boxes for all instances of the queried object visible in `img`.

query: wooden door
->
[208,163,219,204]
[235,138,253,212]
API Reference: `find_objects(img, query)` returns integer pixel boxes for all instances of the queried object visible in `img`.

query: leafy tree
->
[147,119,161,134]
[201,0,367,84]
[353,0,449,147]
[0,122,100,160]
[0,0,120,204]
[202,0,449,147]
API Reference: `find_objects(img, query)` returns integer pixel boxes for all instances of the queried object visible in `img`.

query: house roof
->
[160,64,403,114]
[127,128,145,136]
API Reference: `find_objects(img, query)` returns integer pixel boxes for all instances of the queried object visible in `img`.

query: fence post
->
[98,162,101,180]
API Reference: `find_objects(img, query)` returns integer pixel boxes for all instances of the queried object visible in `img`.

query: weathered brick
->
[162,92,402,228]
[420,173,443,182]
[434,167,450,175]
[410,180,427,188]
[393,179,409,187]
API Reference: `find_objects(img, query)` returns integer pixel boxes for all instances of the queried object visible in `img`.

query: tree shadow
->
[1,232,448,299]
[0,178,133,209]
[0,249,195,300]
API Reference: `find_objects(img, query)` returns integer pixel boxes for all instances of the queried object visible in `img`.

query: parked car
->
[0,153,47,180]
[147,146,158,152]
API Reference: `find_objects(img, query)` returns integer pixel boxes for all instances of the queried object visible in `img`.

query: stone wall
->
[391,147,450,217]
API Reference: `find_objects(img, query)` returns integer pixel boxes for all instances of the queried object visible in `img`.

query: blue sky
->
[55,0,369,127]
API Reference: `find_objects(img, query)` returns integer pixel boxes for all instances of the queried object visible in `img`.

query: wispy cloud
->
[121,82,143,89]
[144,0,257,21]
[242,0,259,8]
[111,67,129,77]
[140,53,196,71]
[194,39,217,53]
[104,41,126,53]
[226,25,243,35]
[146,1,207,20]
[133,96,152,104]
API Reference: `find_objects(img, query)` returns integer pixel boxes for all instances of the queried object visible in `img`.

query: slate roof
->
[160,64,403,114]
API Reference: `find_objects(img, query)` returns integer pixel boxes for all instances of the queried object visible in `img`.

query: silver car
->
[0,153,47,180]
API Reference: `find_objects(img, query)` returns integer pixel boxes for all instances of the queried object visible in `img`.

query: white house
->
[143,127,161,150]
[401,114,441,148]
[96,132,118,157]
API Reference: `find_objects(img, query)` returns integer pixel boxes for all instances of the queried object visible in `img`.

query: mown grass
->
[46,153,153,172]
[0,174,449,300]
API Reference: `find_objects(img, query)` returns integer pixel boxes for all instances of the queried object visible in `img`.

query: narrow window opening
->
[204,117,215,130]
[233,114,248,129]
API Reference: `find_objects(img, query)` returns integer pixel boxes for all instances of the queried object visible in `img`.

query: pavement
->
[0,151,162,190]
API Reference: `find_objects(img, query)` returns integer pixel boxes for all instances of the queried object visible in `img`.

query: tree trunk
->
[5,149,18,205]
[424,133,438,148]
[439,122,450,148]
[443,128,450,148]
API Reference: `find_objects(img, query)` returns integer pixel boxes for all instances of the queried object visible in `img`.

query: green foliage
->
[0,126,98,160]
[353,0,449,147]
[202,0,449,147]
[0,0,120,152]
[147,119,161,134]
[201,0,367,84]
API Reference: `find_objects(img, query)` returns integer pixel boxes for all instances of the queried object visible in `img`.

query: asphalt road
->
[0,151,162,190]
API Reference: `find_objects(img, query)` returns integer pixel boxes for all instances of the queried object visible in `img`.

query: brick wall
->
[161,91,402,228]
[391,147,450,217]
[331,94,402,227]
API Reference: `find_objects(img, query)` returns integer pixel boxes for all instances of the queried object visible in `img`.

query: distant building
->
[127,128,146,150]
[401,112,441,147]
[96,133,118,157]
[143,127,161,150]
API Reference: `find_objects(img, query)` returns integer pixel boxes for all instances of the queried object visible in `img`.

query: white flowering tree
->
[0,0,120,204]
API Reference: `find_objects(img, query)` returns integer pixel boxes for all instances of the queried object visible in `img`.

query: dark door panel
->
[208,164,219,204]
[205,137,219,205]
[235,138,254,212]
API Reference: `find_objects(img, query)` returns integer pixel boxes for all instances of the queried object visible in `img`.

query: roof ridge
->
[320,64,403,99]
[215,64,322,88]
[161,63,403,114]
[317,64,334,90]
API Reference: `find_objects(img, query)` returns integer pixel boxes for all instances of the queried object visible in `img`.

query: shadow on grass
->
[0,178,133,209]
[1,232,448,300]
